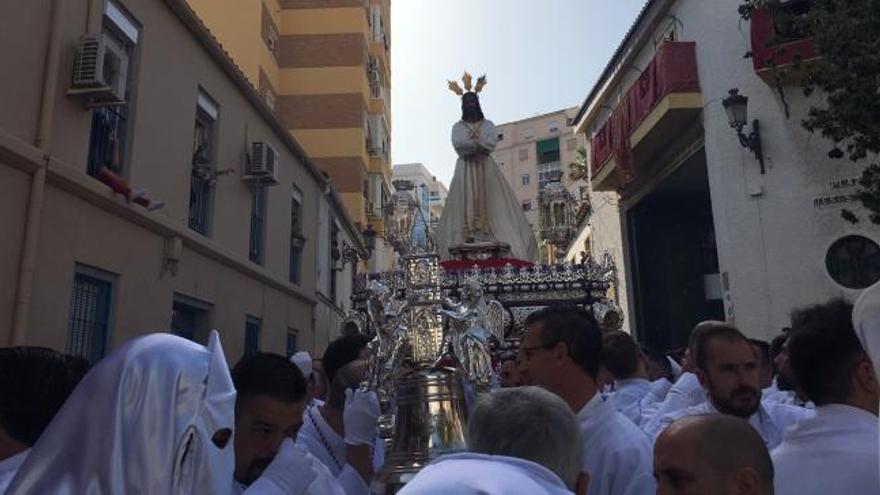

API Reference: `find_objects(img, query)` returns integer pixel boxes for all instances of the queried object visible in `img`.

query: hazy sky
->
[390,0,647,186]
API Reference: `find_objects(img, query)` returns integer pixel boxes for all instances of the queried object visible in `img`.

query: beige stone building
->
[491,108,583,263]
[187,0,395,273]
[0,0,366,362]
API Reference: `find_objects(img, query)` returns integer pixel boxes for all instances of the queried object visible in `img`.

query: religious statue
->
[439,278,506,388]
[436,72,538,262]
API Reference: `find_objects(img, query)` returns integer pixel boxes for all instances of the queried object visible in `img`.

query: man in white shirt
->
[646,322,809,448]
[518,307,655,495]
[772,299,879,495]
[654,415,773,495]
[601,332,653,424]
[400,386,584,495]
[0,348,87,492]
[296,335,383,494]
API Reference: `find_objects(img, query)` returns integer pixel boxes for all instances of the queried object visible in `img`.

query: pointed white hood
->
[7,331,237,495]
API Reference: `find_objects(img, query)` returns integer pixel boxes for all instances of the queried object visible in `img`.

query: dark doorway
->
[627,149,723,352]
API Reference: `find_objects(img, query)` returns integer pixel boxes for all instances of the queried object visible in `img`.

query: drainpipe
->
[10,0,63,345]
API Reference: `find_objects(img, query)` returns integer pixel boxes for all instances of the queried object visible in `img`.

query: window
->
[523,128,534,140]
[171,294,212,343]
[497,133,504,141]
[537,138,561,164]
[249,186,268,264]
[86,2,139,178]
[286,329,298,358]
[521,174,530,186]
[521,201,532,212]
[290,186,304,285]
[67,265,116,364]
[549,121,559,133]
[519,149,529,161]
[825,235,880,289]
[567,138,578,151]
[189,90,218,235]
[244,316,261,355]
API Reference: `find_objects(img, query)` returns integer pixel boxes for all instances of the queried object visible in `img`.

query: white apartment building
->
[565,0,878,348]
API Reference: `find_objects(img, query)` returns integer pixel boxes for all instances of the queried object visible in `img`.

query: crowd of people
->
[0,285,878,494]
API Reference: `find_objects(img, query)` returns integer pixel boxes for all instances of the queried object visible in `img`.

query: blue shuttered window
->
[244,317,261,355]
[67,271,113,363]
[249,186,267,264]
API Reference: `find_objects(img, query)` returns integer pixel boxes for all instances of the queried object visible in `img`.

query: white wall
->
[578,0,877,341]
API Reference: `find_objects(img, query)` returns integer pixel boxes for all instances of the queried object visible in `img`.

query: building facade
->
[0,0,365,362]
[565,0,878,347]
[187,0,394,272]
[491,108,583,263]
[392,162,448,232]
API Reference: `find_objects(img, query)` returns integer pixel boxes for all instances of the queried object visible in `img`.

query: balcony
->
[369,80,389,116]
[750,2,817,85]
[591,41,702,192]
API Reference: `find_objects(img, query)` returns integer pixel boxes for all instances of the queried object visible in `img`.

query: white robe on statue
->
[397,452,573,495]
[772,404,879,495]
[437,119,538,261]
[577,394,656,495]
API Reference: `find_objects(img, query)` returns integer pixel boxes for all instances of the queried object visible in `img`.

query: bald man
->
[654,415,773,495]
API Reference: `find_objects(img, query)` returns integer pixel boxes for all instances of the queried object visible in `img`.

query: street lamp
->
[722,88,765,174]
[362,224,378,257]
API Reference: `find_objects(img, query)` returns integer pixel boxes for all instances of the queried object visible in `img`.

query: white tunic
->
[772,404,879,495]
[577,394,656,495]
[636,379,673,427]
[640,373,705,434]
[609,378,652,424]
[437,119,538,261]
[397,452,573,495]
[234,444,345,495]
[295,404,383,495]
[854,280,880,472]
[0,450,28,494]
[646,399,812,449]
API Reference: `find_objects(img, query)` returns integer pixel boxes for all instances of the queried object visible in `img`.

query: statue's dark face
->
[462,94,479,112]
[461,93,484,122]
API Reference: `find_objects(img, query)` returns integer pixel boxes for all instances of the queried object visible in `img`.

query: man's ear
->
[734,467,763,495]
[553,341,569,365]
[854,358,879,396]
[696,367,709,388]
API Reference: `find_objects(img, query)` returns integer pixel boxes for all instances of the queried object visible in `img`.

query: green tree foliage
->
[739,0,880,223]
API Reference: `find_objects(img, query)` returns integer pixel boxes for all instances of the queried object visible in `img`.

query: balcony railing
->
[750,3,817,83]
[591,41,700,181]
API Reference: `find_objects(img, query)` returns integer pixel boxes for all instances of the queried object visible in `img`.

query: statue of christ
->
[436,75,538,262]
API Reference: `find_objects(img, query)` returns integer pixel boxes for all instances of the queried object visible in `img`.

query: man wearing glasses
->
[518,306,655,495]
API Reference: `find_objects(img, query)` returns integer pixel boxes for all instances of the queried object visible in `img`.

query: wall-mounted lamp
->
[722,88,765,174]
[332,241,363,272]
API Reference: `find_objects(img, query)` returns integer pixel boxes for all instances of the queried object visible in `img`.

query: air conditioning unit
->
[245,142,280,185]
[69,34,128,105]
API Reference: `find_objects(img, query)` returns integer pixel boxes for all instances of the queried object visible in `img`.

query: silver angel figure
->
[440,279,504,387]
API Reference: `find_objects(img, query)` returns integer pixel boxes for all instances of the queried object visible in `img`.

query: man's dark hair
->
[322,334,371,384]
[643,347,673,379]
[0,347,89,446]
[461,92,485,122]
[749,339,770,368]
[691,322,748,372]
[788,299,864,405]
[524,306,602,378]
[601,331,641,379]
[231,353,307,412]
